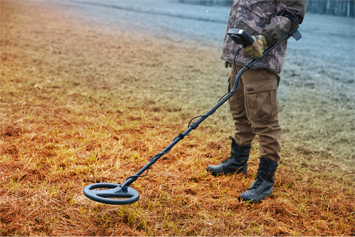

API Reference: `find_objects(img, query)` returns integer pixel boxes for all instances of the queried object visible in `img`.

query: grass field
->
[1,0,354,235]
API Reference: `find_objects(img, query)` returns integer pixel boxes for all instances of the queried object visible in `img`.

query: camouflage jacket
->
[221,0,307,73]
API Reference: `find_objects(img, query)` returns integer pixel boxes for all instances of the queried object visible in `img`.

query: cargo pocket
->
[245,79,278,122]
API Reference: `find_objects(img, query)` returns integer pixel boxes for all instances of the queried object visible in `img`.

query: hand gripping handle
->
[83,183,139,205]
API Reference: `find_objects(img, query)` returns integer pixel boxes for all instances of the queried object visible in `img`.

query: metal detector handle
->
[83,183,139,205]
[227,27,301,49]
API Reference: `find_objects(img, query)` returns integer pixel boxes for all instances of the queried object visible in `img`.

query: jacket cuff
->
[262,17,292,46]
[262,32,274,47]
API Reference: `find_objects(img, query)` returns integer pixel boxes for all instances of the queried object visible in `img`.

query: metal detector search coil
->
[83,27,302,205]
[84,183,139,205]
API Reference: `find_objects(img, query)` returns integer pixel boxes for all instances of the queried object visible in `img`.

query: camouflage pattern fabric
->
[221,0,307,73]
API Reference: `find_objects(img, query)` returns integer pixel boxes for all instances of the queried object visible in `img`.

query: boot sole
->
[206,165,247,176]
[238,194,272,204]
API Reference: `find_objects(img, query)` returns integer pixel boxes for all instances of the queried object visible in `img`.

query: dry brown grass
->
[1,0,354,235]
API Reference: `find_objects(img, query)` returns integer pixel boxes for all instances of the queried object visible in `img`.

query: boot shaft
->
[256,157,278,183]
[230,137,251,162]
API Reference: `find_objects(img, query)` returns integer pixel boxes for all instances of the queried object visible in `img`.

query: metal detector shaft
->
[83,27,301,205]
[121,26,302,190]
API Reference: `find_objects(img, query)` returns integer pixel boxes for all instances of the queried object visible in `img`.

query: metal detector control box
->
[227,29,254,47]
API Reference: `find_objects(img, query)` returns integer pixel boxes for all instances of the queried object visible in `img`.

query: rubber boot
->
[206,137,251,176]
[239,157,278,203]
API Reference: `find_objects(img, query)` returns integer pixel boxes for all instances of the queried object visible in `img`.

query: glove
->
[242,35,268,59]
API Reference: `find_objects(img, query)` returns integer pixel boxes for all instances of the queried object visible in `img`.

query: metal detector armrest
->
[290,28,302,41]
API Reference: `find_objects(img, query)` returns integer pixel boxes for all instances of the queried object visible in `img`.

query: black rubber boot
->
[206,137,251,176]
[239,157,278,203]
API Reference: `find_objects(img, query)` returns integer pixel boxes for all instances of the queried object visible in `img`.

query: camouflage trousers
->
[229,65,281,162]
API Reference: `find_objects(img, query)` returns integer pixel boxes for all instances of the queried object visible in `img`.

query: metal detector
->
[83,27,302,205]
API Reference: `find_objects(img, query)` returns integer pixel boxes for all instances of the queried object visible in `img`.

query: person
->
[207,0,307,203]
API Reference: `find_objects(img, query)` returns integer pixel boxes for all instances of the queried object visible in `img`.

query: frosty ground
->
[58,0,355,166]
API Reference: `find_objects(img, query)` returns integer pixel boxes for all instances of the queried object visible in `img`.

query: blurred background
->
[179,0,355,18]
